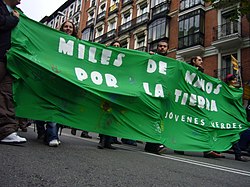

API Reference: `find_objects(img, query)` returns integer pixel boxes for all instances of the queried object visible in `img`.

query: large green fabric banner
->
[7,14,250,151]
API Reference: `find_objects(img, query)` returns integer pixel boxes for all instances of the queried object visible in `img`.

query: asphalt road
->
[1,126,250,187]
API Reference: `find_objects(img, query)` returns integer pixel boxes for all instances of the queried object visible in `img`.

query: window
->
[178,9,205,49]
[77,0,81,11]
[96,25,104,38]
[91,0,95,7]
[108,19,116,31]
[120,39,128,49]
[220,53,237,79]
[137,3,148,16]
[122,11,131,24]
[110,0,118,6]
[148,18,166,42]
[135,34,146,50]
[151,0,165,7]
[69,3,75,18]
[74,16,80,25]
[49,20,54,28]
[88,10,95,20]
[180,0,204,11]
[220,11,239,37]
[55,16,60,28]
[82,28,93,41]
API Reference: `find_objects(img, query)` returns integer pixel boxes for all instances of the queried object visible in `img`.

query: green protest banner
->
[7,14,250,151]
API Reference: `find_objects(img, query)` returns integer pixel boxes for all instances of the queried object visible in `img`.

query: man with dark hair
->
[144,40,169,154]
[0,0,26,144]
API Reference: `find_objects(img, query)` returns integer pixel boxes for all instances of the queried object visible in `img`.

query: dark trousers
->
[0,62,18,140]
[144,142,161,153]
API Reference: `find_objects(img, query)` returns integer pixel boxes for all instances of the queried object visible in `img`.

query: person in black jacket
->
[0,0,26,144]
[144,40,169,155]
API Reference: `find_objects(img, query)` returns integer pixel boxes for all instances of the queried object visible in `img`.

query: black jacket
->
[0,0,19,62]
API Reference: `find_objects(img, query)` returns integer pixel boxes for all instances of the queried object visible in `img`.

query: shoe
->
[71,129,77,135]
[97,144,104,149]
[0,132,26,144]
[235,156,248,162]
[157,145,167,154]
[174,150,185,155]
[80,132,92,139]
[49,139,60,147]
[203,151,224,158]
[113,140,122,144]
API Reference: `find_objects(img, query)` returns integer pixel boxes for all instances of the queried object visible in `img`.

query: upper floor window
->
[137,2,148,16]
[151,0,165,7]
[218,53,237,80]
[88,10,95,20]
[69,3,75,18]
[120,39,129,49]
[77,0,81,11]
[91,0,96,7]
[148,18,166,43]
[180,0,204,11]
[95,25,104,37]
[178,9,205,49]
[55,16,60,28]
[99,3,106,13]
[82,27,93,41]
[135,33,146,50]
[122,11,131,24]
[110,0,118,6]
[108,19,116,31]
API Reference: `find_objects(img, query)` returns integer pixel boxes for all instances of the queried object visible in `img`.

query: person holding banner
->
[144,40,169,155]
[0,0,27,144]
[186,56,225,158]
[225,74,248,161]
[35,20,80,147]
[98,40,122,150]
[59,20,93,139]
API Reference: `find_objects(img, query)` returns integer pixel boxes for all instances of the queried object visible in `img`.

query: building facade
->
[40,0,250,99]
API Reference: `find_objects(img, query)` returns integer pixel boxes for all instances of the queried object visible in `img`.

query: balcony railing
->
[86,18,94,26]
[152,1,170,18]
[213,21,241,41]
[136,46,147,52]
[96,11,106,22]
[94,29,116,44]
[109,3,119,15]
[122,0,133,7]
[178,32,204,50]
[118,13,149,35]
[106,29,116,38]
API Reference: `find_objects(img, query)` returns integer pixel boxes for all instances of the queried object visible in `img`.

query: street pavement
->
[1,126,250,187]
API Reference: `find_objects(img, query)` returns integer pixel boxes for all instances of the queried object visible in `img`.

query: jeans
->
[239,128,250,151]
[36,120,59,143]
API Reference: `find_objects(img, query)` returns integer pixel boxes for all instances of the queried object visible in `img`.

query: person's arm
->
[0,10,19,31]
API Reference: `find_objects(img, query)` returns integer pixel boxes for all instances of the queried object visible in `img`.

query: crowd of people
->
[0,0,249,162]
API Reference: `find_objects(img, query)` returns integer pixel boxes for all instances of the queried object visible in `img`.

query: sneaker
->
[49,139,60,147]
[235,156,248,162]
[0,132,26,144]
[157,145,167,154]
